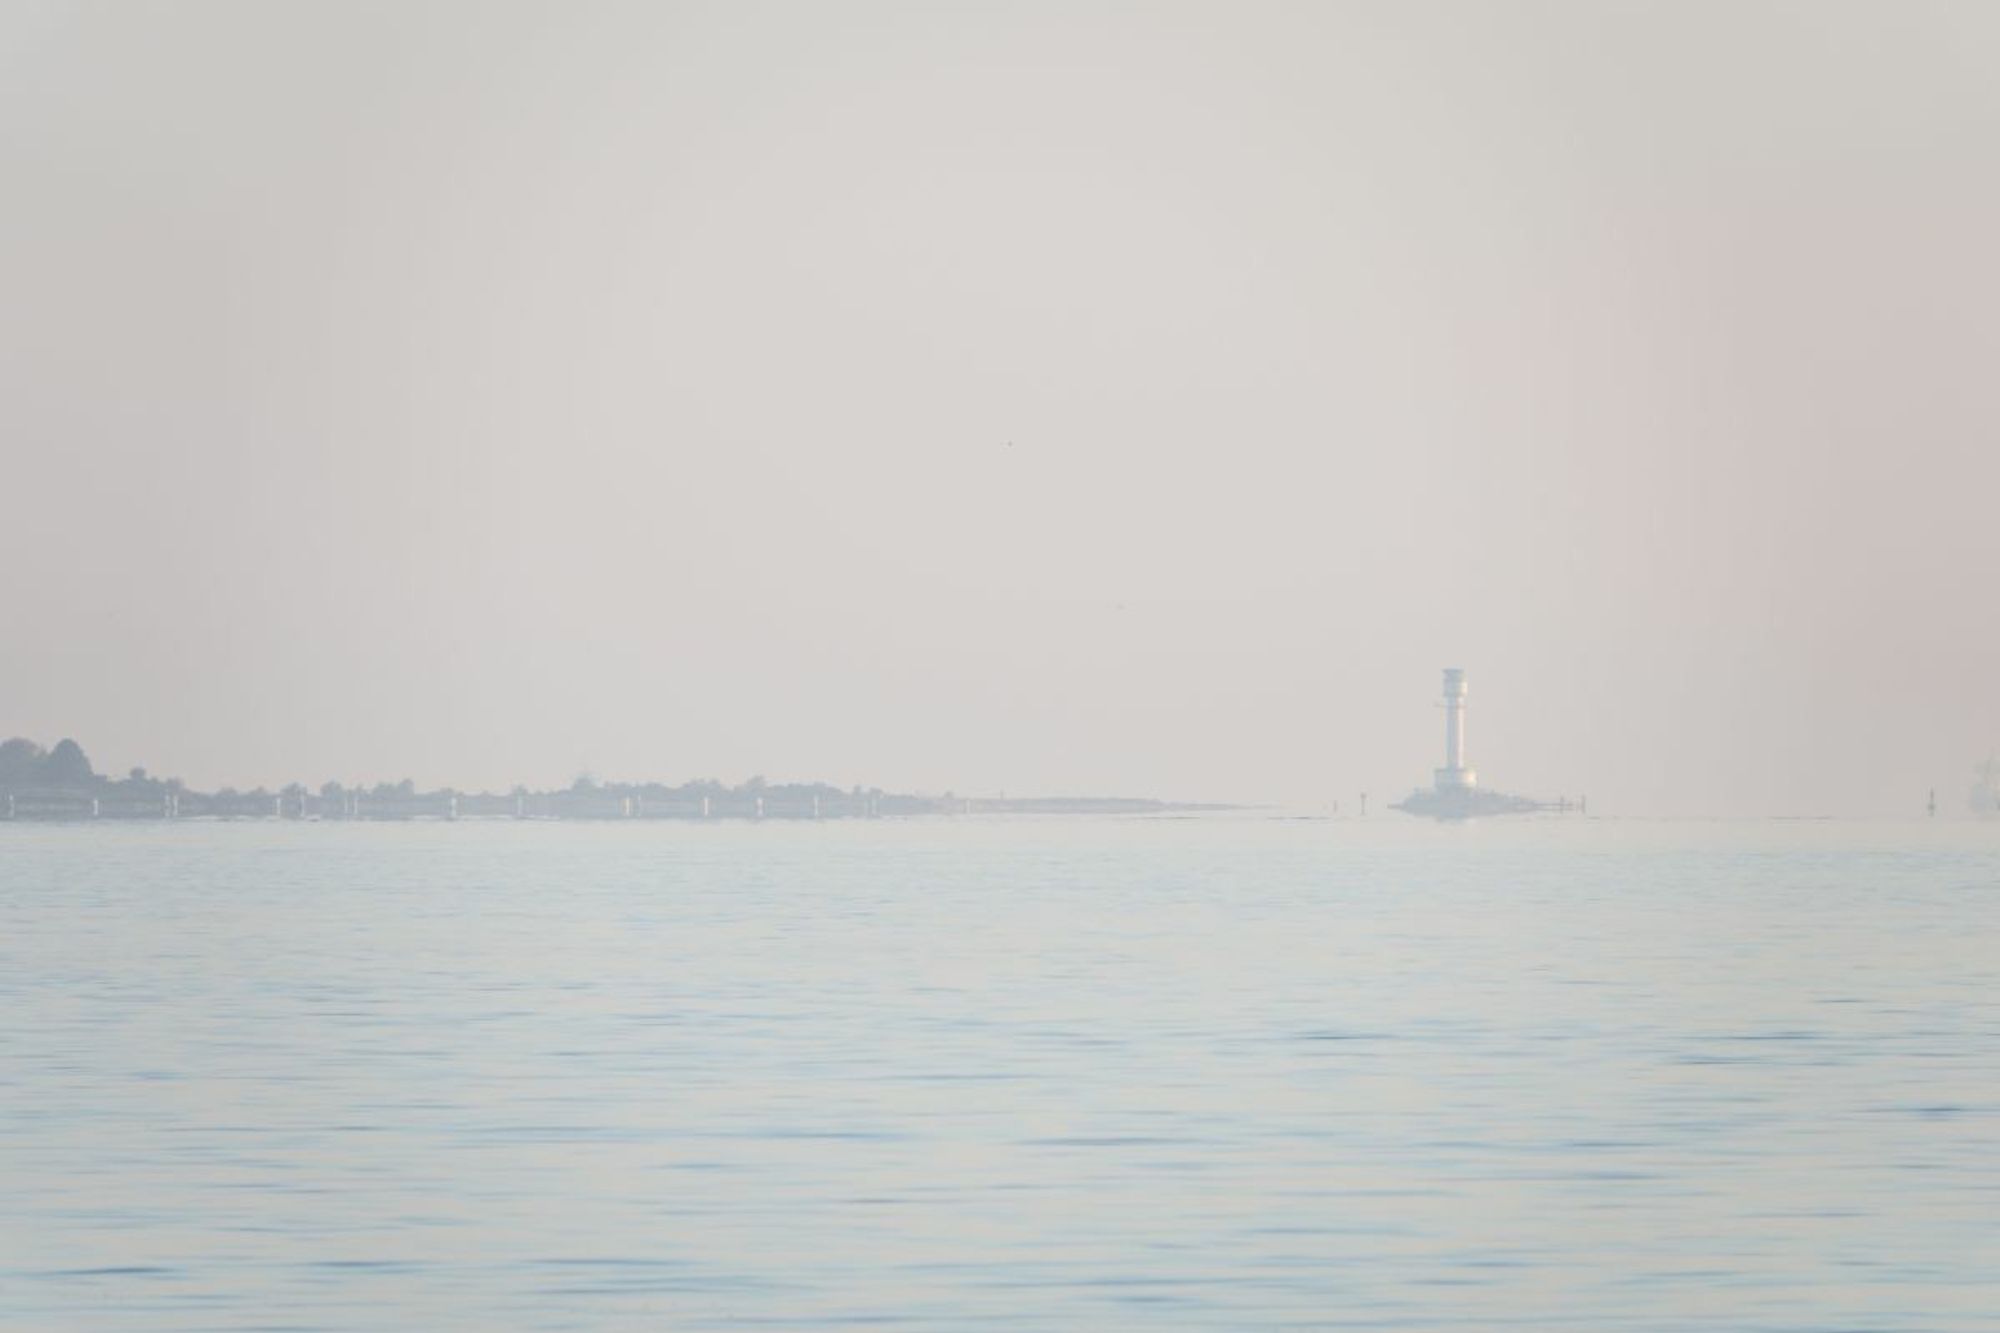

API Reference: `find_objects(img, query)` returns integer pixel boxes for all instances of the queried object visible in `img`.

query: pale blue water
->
[2,817,1997,1330]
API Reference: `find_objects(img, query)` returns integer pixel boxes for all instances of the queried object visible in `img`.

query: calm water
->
[3,817,1997,1330]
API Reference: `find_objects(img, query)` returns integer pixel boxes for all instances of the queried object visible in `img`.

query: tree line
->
[0,736,886,807]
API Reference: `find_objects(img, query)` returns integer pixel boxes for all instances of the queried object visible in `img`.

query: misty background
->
[2,1,1996,816]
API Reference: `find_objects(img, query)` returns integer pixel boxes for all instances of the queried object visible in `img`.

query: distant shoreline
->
[1,735,1235,823]
[0,794,1238,824]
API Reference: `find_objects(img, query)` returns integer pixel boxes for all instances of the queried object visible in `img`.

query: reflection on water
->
[3,818,1997,1329]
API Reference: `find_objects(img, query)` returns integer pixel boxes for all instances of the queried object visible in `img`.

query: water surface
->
[3,817,1996,1328]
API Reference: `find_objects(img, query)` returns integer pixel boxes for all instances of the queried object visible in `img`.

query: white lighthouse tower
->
[1434,667,1476,791]
[1395,667,1554,819]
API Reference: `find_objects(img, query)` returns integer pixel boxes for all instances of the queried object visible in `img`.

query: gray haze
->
[3,1,1996,815]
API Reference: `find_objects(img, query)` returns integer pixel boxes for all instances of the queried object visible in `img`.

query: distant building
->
[1393,669,1559,820]
[1972,759,2000,817]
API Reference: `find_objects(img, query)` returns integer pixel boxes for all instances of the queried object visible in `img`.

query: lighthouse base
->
[1393,785,1543,821]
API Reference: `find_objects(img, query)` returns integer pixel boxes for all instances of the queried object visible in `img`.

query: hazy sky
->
[3,1,1997,815]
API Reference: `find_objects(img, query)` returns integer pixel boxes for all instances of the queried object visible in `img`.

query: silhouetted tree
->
[0,738,44,786]
[46,739,93,788]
